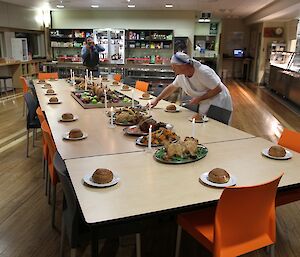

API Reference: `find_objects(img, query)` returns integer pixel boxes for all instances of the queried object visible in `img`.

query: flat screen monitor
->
[233,49,244,57]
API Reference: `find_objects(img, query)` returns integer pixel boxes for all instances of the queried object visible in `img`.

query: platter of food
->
[136,128,179,147]
[121,84,131,91]
[71,85,138,109]
[262,145,292,160]
[154,137,208,164]
[114,107,145,126]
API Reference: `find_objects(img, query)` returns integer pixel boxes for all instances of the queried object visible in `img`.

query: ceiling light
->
[56,4,65,8]
[198,18,211,23]
[128,4,135,8]
[127,0,131,2]
[165,4,173,8]
[91,5,99,8]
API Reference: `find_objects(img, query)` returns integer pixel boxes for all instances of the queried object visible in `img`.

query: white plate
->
[48,101,62,104]
[139,97,153,100]
[83,174,120,188]
[59,115,79,122]
[189,116,209,123]
[63,132,88,141]
[42,86,52,89]
[199,172,237,188]
[121,88,131,91]
[45,93,57,95]
[262,148,293,160]
[164,108,181,113]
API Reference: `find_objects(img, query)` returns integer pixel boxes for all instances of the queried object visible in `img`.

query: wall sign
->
[209,23,218,35]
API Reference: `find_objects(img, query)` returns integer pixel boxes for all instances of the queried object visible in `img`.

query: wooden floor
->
[0,81,300,257]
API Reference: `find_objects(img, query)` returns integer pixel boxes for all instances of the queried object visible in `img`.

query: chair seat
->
[28,117,41,129]
[178,207,215,252]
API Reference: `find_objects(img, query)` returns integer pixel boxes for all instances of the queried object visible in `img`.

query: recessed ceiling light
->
[198,18,210,23]
[91,4,99,8]
[56,4,64,8]
[165,4,173,8]
[128,4,135,8]
[127,0,131,2]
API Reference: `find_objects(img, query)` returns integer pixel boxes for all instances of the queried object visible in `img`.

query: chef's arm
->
[151,84,178,107]
[198,85,222,101]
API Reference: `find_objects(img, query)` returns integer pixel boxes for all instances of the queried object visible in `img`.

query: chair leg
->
[32,129,35,147]
[70,249,77,257]
[48,175,51,205]
[51,184,56,228]
[23,99,26,117]
[91,227,99,257]
[270,244,275,257]
[42,156,45,179]
[60,216,65,257]
[136,233,141,257]
[45,162,48,196]
[175,225,182,257]
[26,129,29,158]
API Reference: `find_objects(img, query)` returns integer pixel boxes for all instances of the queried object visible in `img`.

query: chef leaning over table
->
[150,52,233,119]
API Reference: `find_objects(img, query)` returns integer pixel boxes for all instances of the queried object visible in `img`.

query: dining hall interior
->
[0,0,300,257]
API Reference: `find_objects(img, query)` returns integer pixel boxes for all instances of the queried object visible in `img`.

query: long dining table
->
[35,78,300,256]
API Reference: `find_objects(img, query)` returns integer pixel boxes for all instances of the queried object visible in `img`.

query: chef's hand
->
[189,97,201,105]
[148,98,159,108]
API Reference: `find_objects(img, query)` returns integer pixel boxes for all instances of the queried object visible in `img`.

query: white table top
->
[35,79,255,160]
[65,137,300,224]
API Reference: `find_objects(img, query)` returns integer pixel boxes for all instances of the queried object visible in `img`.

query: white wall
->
[0,2,42,31]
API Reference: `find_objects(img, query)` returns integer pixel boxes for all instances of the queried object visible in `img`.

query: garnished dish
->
[189,113,209,123]
[83,168,120,188]
[114,107,145,126]
[123,117,172,136]
[139,92,152,100]
[37,79,46,84]
[154,137,208,164]
[60,113,78,122]
[63,128,87,140]
[48,96,61,104]
[262,145,293,160]
[165,104,180,113]
[71,85,136,108]
[136,128,179,147]
[121,84,131,91]
[45,89,56,95]
[199,168,237,188]
[102,77,109,82]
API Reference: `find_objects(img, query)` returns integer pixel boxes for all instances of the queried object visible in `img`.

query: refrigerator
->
[93,29,125,64]
[11,38,28,61]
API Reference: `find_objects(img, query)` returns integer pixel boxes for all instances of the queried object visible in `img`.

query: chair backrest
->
[36,107,46,125]
[278,128,300,153]
[41,121,58,185]
[53,151,82,246]
[135,80,149,92]
[152,85,164,97]
[23,92,39,127]
[28,80,39,104]
[214,174,283,256]
[113,73,122,82]
[123,76,136,86]
[207,105,232,125]
[38,72,59,80]
[20,76,29,93]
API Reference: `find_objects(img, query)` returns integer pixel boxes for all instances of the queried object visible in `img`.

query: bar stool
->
[0,76,15,96]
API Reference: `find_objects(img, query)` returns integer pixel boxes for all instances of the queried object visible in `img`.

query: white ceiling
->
[0,0,277,18]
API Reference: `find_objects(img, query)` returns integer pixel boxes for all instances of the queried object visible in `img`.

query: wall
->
[0,2,42,31]
[52,10,196,45]
[285,19,298,51]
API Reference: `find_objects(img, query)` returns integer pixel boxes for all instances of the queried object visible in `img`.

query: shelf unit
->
[126,30,174,64]
[50,29,93,59]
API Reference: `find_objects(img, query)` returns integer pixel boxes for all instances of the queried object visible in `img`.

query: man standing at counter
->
[151,52,233,119]
[81,36,105,75]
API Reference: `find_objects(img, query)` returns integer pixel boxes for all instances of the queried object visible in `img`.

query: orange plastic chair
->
[20,76,29,116]
[135,80,149,92]
[275,128,300,206]
[38,72,59,80]
[175,174,283,257]
[278,128,300,153]
[36,107,48,183]
[113,73,122,82]
[41,120,58,228]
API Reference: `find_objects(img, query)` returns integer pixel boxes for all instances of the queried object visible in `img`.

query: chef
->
[150,52,233,118]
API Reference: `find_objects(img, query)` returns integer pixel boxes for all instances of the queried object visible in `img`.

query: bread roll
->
[92,168,113,184]
[122,85,129,90]
[44,83,52,88]
[192,113,203,121]
[62,113,74,120]
[208,168,230,184]
[142,92,150,99]
[69,128,83,139]
[166,104,176,111]
[268,145,286,157]
[112,81,119,85]
[47,89,55,94]
[49,97,58,103]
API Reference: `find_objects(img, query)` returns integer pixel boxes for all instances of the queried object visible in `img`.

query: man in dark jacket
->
[81,36,105,75]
